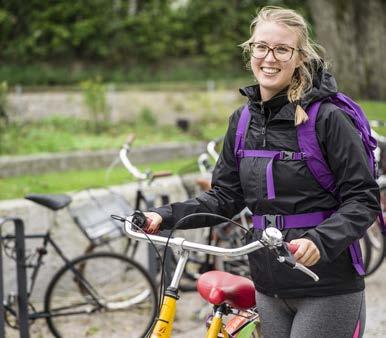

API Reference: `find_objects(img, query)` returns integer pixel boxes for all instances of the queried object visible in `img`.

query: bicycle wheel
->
[364,221,385,276]
[44,252,157,338]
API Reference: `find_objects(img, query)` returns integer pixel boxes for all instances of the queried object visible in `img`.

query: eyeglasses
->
[248,42,301,62]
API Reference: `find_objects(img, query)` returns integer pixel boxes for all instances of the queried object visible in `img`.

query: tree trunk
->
[307,0,386,100]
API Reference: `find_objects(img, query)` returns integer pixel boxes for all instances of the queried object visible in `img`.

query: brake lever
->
[275,243,319,282]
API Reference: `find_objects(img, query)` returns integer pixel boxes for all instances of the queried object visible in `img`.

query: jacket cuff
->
[148,205,174,230]
[301,230,329,263]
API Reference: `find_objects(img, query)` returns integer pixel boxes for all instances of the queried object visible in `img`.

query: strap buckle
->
[280,151,306,161]
[262,214,285,230]
[280,151,294,160]
[236,149,244,157]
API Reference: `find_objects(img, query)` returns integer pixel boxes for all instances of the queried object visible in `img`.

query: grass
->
[1,99,383,156]
[359,101,386,135]
[0,97,384,200]
[0,115,228,156]
[0,157,199,201]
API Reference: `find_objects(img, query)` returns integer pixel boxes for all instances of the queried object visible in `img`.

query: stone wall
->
[8,89,241,124]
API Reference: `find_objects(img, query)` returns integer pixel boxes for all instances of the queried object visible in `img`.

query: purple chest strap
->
[252,210,365,276]
[236,149,305,200]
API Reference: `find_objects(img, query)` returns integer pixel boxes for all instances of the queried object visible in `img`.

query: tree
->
[307,0,386,100]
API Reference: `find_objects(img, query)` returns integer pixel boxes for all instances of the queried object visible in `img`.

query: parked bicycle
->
[0,214,157,337]
[24,133,173,269]
[122,210,318,338]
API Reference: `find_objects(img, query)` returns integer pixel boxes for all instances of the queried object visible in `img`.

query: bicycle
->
[121,210,318,338]
[0,215,158,338]
[24,133,174,281]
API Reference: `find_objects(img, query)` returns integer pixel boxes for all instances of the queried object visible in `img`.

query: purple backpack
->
[234,92,385,275]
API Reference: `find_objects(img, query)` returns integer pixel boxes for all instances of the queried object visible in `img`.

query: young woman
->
[144,6,380,337]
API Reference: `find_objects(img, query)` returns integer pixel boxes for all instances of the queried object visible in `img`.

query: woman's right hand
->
[143,212,163,234]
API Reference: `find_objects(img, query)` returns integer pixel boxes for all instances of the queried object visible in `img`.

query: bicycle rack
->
[0,217,30,338]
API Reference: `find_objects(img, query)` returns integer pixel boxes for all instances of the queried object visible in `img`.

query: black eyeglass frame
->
[248,42,302,62]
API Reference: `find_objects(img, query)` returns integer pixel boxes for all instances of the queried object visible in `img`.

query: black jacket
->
[156,68,381,298]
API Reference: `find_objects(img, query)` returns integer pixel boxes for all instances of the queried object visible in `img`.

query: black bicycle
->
[0,213,157,338]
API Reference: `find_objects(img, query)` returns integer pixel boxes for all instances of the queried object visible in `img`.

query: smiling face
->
[251,21,301,101]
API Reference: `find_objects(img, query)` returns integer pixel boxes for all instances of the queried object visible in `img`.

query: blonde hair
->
[240,6,326,125]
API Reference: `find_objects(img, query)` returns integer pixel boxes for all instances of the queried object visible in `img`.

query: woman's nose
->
[264,49,276,62]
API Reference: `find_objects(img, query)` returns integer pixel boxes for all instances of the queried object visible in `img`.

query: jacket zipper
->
[260,101,272,148]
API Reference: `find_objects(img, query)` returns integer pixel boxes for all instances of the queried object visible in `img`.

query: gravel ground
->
[5,262,386,337]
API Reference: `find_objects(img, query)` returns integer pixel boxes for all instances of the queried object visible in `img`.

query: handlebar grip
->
[126,133,136,146]
[152,171,173,178]
[287,243,299,255]
[131,210,148,229]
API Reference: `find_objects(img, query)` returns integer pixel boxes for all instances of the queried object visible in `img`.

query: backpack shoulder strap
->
[234,105,250,169]
[297,100,338,195]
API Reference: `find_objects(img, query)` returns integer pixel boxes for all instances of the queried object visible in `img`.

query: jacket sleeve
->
[154,109,246,230]
[304,105,381,263]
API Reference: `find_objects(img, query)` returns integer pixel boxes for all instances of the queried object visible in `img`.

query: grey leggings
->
[255,291,365,338]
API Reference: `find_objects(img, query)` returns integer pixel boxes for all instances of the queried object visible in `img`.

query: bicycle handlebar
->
[124,216,264,256]
[206,136,223,163]
[119,148,147,180]
[123,213,319,282]
[119,136,172,183]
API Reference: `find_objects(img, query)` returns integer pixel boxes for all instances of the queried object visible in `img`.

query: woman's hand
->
[143,212,163,234]
[289,238,320,267]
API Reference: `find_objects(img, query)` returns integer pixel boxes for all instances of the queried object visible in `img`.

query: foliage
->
[0,0,295,85]
[0,114,210,156]
[138,107,158,126]
[80,77,110,133]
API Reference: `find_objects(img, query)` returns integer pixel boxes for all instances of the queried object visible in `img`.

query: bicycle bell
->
[262,227,283,247]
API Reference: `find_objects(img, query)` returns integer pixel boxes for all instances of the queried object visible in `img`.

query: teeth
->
[261,67,280,74]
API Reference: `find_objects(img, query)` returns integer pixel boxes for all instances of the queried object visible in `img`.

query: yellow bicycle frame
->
[206,312,229,338]
[150,295,177,338]
[149,291,228,338]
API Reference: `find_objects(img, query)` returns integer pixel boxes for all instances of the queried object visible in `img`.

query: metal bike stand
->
[0,217,30,338]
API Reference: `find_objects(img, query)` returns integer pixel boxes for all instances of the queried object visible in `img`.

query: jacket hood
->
[239,65,338,110]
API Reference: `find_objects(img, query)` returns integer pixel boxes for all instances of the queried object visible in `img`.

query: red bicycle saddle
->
[197,271,256,310]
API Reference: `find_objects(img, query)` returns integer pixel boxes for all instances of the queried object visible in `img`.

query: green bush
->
[81,77,110,133]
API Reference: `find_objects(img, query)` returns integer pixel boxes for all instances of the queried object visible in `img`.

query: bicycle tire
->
[364,222,385,276]
[360,233,372,273]
[44,252,157,338]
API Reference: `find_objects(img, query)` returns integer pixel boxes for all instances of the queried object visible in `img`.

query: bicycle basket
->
[68,190,133,246]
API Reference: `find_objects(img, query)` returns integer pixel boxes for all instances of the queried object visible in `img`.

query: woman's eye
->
[254,44,268,51]
[276,47,291,54]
